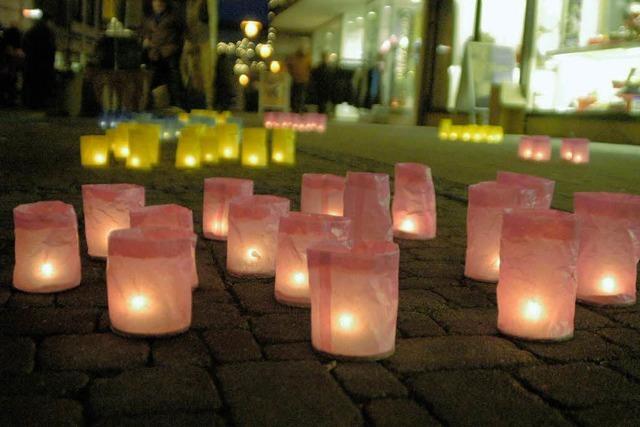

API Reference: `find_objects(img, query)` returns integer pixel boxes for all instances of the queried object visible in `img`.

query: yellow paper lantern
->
[271,128,295,165]
[218,123,240,160]
[438,119,452,140]
[178,112,190,123]
[242,128,268,167]
[175,125,204,169]
[111,123,134,159]
[200,127,219,164]
[80,135,109,167]
[126,127,154,169]
[448,126,461,141]
[213,111,231,124]
[472,125,487,143]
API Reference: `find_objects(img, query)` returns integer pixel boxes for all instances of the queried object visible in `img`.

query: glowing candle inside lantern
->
[217,123,240,160]
[226,195,290,277]
[524,149,532,158]
[248,154,258,165]
[562,138,590,164]
[80,135,109,167]
[392,163,437,240]
[275,212,352,307]
[241,128,268,167]
[564,152,573,160]
[130,157,140,167]
[497,209,577,341]
[301,174,345,217]
[272,128,296,164]
[203,178,254,240]
[519,136,550,161]
[82,184,145,258]
[223,148,233,157]
[175,125,203,168]
[13,201,81,293]
[574,154,583,163]
[308,241,399,359]
[575,192,640,306]
[535,152,543,160]
[107,227,193,337]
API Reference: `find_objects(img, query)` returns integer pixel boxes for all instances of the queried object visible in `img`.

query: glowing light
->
[462,132,471,142]
[242,20,261,38]
[338,313,356,331]
[493,257,500,270]
[270,61,281,73]
[223,147,233,158]
[248,154,259,165]
[239,74,250,86]
[23,8,43,19]
[94,153,106,164]
[523,299,543,321]
[259,44,273,59]
[600,276,617,294]
[535,152,544,160]
[205,153,213,161]
[292,272,306,286]
[273,152,283,162]
[564,152,573,160]
[184,155,196,167]
[129,295,149,312]
[400,219,416,233]
[120,147,129,157]
[246,248,261,261]
[40,262,54,278]
[327,210,340,216]
[523,149,532,158]
[574,154,583,163]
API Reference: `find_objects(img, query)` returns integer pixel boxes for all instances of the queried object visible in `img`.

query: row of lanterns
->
[264,112,327,133]
[464,172,640,341]
[438,119,504,144]
[519,135,590,163]
[11,163,437,359]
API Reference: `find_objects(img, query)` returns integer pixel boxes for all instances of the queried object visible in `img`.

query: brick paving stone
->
[574,306,614,330]
[398,289,448,313]
[0,287,11,305]
[397,311,446,338]
[232,282,307,315]
[39,333,149,371]
[152,332,211,367]
[251,312,311,344]
[263,342,317,361]
[518,363,640,408]
[203,329,262,363]
[333,362,408,400]
[517,331,626,362]
[364,399,439,427]
[411,370,569,426]
[216,360,362,426]
[608,359,640,381]
[399,276,456,290]
[94,412,223,427]
[401,261,462,280]
[0,371,89,397]
[386,336,536,374]
[0,336,35,374]
[431,308,498,335]
[569,402,640,427]
[192,289,234,306]
[6,292,55,308]
[0,396,84,426]
[191,302,248,330]
[0,308,98,335]
[596,327,640,353]
[610,312,640,329]
[196,258,227,291]
[90,367,221,417]
[430,286,494,308]
[56,284,108,308]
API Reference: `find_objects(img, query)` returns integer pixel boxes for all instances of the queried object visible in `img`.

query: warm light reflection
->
[40,262,54,278]
[400,218,416,233]
[246,248,261,261]
[600,276,617,294]
[523,299,543,321]
[338,312,356,331]
[129,295,149,312]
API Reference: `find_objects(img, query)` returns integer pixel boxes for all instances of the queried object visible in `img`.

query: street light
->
[241,20,262,38]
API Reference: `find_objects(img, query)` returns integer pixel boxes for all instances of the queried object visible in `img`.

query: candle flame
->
[248,154,259,165]
[400,218,416,233]
[120,147,130,157]
[129,295,149,311]
[40,262,54,278]
[338,312,356,331]
[223,147,233,158]
[292,272,306,287]
[574,154,583,163]
[130,156,140,167]
[535,152,543,160]
[600,276,617,294]
[184,155,196,167]
[94,153,106,164]
[523,149,532,158]
[564,151,573,160]
[273,152,284,162]
[523,299,543,321]
[246,248,261,261]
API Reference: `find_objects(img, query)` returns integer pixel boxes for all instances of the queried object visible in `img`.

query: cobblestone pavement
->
[0,114,639,426]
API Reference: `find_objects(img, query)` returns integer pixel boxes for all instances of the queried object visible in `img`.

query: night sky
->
[219,0,269,32]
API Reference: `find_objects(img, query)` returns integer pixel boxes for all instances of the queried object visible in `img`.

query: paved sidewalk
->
[0,115,639,426]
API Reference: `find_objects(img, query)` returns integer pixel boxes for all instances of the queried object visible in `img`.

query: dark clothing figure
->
[286,50,311,113]
[22,20,56,109]
[311,61,333,114]
[143,8,184,107]
[0,25,23,106]
[213,53,234,110]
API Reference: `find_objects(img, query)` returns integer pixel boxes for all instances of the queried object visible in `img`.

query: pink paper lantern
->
[519,136,551,161]
[308,241,399,359]
[561,138,590,164]
[203,178,254,240]
[300,173,345,217]
[264,112,276,129]
[275,213,352,307]
[226,195,291,277]
[574,192,640,306]
[465,181,536,282]
[392,163,437,239]
[13,201,81,293]
[343,172,393,242]
[82,184,145,258]
[129,204,198,289]
[107,227,194,337]
[497,209,577,341]
[496,171,556,209]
